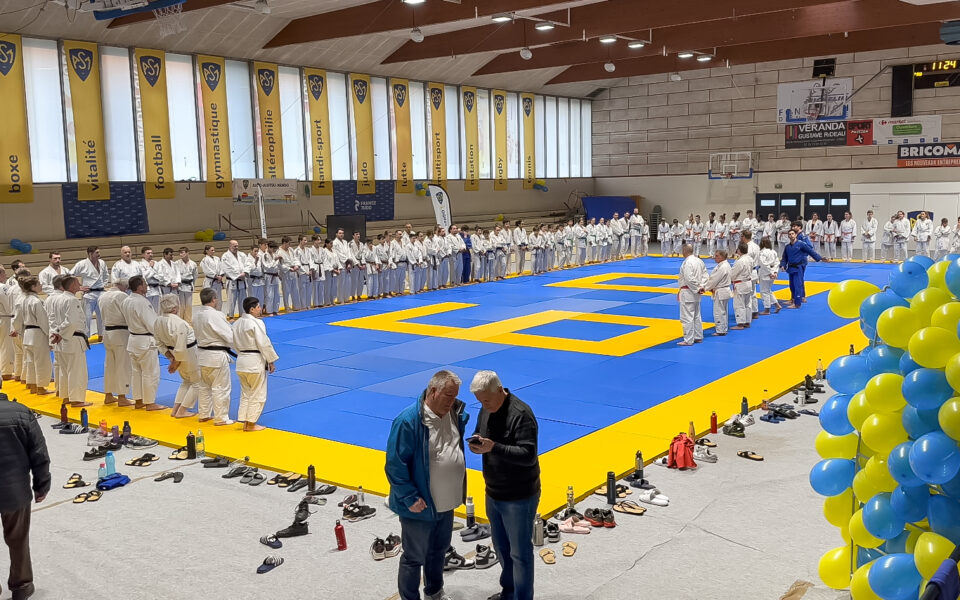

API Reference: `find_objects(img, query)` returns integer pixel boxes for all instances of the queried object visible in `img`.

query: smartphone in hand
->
[467,435,482,445]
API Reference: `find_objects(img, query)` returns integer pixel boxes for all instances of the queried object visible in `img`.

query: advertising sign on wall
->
[784,120,873,149]
[776,78,852,124]
[897,143,960,168]
[873,116,942,145]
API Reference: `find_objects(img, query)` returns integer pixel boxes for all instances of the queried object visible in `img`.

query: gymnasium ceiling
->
[1,0,956,97]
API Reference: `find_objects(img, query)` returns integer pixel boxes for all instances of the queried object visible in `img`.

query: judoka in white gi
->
[881,215,897,262]
[0,266,14,381]
[935,218,953,262]
[261,241,282,315]
[121,276,163,411]
[176,247,198,322]
[894,211,911,261]
[861,211,879,262]
[246,245,266,306]
[743,230,761,318]
[193,288,235,426]
[233,297,279,432]
[138,247,162,313]
[277,237,301,311]
[293,235,313,309]
[839,212,858,262]
[629,209,644,257]
[156,248,182,298]
[913,212,933,258]
[513,221,528,274]
[98,279,131,405]
[38,252,66,295]
[757,239,782,314]
[333,229,356,304]
[805,214,824,256]
[821,214,839,260]
[729,243,754,330]
[349,231,366,299]
[44,276,66,399]
[676,245,707,346]
[111,246,141,293]
[221,240,249,317]
[15,276,52,394]
[154,294,201,419]
[704,250,732,337]
[72,245,109,338]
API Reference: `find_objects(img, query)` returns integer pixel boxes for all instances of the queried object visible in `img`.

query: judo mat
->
[9,256,896,519]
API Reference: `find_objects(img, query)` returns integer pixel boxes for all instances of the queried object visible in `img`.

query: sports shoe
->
[294,500,313,524]
[444,546,474,570]
[87,431,110,447]
[460,523,491,542]
[370,537,386,560]
[275,522,308,538]
[694,445,717,463]
[475,544,498,569]
[583,508,604,527]
[738,414,755,427]
[545,521,560,543]
[344,504,377,523]
[384,533,402,557]
[425,590,454,600]
[124,435,158,449]
[722,421,745,438]
[601,509,616,528]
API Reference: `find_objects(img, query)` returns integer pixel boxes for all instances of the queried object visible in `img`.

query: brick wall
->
[591,44,960,178]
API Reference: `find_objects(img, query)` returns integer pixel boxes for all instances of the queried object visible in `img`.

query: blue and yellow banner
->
[134,48,174,199]
[391,78,413,194]
[521,93,535,190]
[197,55,232,198]
[462,86,479,192]
[350,73,375,195]
[254,61,284,179]
[0,34,33,203]
[428,82,446,187]
[492,89,508,191]
[304,68,332,196]
[64,40,109,200]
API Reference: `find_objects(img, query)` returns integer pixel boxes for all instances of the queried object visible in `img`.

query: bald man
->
[111,246,141,290]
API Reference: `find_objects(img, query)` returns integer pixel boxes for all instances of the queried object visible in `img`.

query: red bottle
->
[710,411,718,434]
[335,519,347,551]
[60,402,68,424]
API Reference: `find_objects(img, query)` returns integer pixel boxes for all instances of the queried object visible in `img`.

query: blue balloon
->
[819,394,854,435]
[863,492,908,539]
[21,243,31,254]
[868,553,923,600]
[890,261,930,298]
[313,226,322,234]
[900,352,922,376]
[946,257,960,298]
[861,291,910,330]
[9,238,21,245]
[867,345,904,376]
[947,253,960,263]
[903,405,943,439]
[888,442,922,487]
[910,431,960,484]
[902,368,954,410]
[907,255,935,270]
[809,458,856,497]
[883,529,912,554]
[929,494,960,544]
[890,485,929,523]
[860,318,877,340]
[943,470,960,499]
[828,355,872,395]
[212,232,226,241]
[858,546,884,567]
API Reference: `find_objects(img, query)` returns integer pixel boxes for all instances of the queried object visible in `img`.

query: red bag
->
[667,433,697,470]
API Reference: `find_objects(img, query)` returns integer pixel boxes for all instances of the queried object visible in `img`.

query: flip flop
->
[256,556,284,574]
[738,451,764,461]
[278,474,301,488]
[223,466,250,479]
[86,490,102,502]
[593,485,608,497]
[203,457,229,468]
[154,472,175,482]
[248,472,266,486]
[240,468,260,484]
[268,472,294,485]
[173,472,184,483]
[63,474,88,489]
[759,413,779,424]
[539,548,556,564]
[168,447,189,460]
[73,492,90,503]
[558,517,591,534]
[612,501,647,516]
[287,478,308,493]
[562,541,578,557]
[799,409,820,416]
[696,438,717,448]
[615,484,632,498]
[307,484,338,496]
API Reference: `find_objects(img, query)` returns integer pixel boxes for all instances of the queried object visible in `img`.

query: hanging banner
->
[254,61,284,179]
[64,40,109,201]
[304,68,332,196]
[784,120,873,149]
[874,116,942,145]
[897,143,960,168]
[197,55,232,198]
[462,86,479,192]
[428,82,446,187]
[427,184,452,231]
[776,78,852,124]
[391,78,413,194]
[134,48,174,199]
[492,89,508,191]
[0,35,33,203]
[520,92,535,189]
[351,73,375,195]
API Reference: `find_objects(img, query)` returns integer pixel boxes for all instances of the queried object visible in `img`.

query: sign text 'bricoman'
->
[784,120,873,149]
[898,142,960,167]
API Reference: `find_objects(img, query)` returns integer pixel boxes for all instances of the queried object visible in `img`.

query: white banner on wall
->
[426,184,453,231]
[232,178,298,204]
[873,115,942,145]
[776,78,852,124]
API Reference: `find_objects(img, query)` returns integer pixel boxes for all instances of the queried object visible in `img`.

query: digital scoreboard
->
[914,59,960,89]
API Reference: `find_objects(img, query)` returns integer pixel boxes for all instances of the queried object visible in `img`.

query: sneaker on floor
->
[545,521,560,543]
[124,435,158,449]
[384,533,402,558]
[694,445,718,463]
[475,544,498,569]
[344,504,377,523]
[444,546,475,570]
[425,590,454,600]
[370,537,386,561]
[461,523,491,542]
[275,522,309,538]
[738,414,756,427]
[87,432,110,447]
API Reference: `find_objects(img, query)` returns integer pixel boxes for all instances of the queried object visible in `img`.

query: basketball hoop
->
[153,2,185,37]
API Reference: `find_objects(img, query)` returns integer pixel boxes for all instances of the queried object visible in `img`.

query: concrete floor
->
[6,388,845,600]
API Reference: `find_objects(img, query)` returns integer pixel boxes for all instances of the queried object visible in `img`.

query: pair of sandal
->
[224,466,266,485]
[63,473,89,489]
[168,447,192,460]
[201,456,230,468]
[125,453,159,467]
[539,541,578,564]
[593,484,631,499]
[584,508,616,528]
[637,489,670,507]
[737,450,764,461]
[268,472,304,490]
[155,471,185,483]
[73,490,102,504]
[612,500,646,516]
[558,516,591,534]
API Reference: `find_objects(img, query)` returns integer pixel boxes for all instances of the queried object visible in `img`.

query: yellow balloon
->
[947,353,960,392]
[939,398,960,441]
[850,509,884,548]
[861,412,910,456]
[864,373,907,412]
[850,562,882,600]
[819,545,854,589]
[840,522,851,544]
[864,455,898,493]
[907,527,924,554]
[909,327,960,369]
[915,532,956,579]
[829,280,881,319]
[931,302,960,333]
[824,489,855,527]
[848,392,874,430]
[816,430,860,459]
[853,469,883,504]
[928,261,952,293]
[877,306,923,349]
[911,287,954,326]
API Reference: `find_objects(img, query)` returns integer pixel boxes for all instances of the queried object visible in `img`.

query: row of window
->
[20,37,593,186]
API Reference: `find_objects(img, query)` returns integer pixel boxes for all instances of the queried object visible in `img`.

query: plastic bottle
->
[605,471,616,505]
[80,408,88,430]
[358,485,365,506]
[186,431,196,459]
[98,463,107,480]
[566,485,575,509]
[634,452,643,481]
[111,425,120,444]
[196,429,205,459]
[849,344,855,355]
[60,402,68,424]
[532,513,544,546]
[105,451,116,476]
[710,411,718,434]
[122,420,132,442]
[466,496,476,528]
[816,358,824,381]
[335,520,347,551]
[99,419,108,436]
[307,465,316,492]
[761,389,769,411]
[688,420,696,439]
[740,396,749,416]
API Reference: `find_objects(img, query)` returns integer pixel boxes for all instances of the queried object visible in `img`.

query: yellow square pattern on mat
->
[548,272,835,299]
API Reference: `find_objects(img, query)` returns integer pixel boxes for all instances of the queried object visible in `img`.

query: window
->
[278,66,306,180]
[534,95,545,179]
[477,89,491,179]
[327,72,351,180]
[570,98,581,178]
[558,97,570,178]
[166,53,201,180]
[225,60,256,178]
[100,46,137,181]
[581,101,592,177]
[544,96,557,178]
[444,84,460,180]
[506,92,519,179]
[372,77,391,182]
[409,81,428,181]
[22,38,67,183]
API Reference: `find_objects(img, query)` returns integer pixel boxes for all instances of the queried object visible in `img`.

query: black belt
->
[239,349,260,354]
[88,288,104,292]
[148,283,160,288]
[199,345,237,358]
[0,314,11,318]
[105,325,127,331]
[251,276,264,280]
[130,331,152,336]
[187,341,196,348]
[25,325,40,330]
[181,279,194,284]
[396,260,407,264]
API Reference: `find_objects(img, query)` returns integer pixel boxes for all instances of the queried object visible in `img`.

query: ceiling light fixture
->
[410,27,424,43]
[520,47,533,60]
[627,41,645,49]
[535,21,555,31]
[678,51,694,59]
[402,0,426,4]
[604,61,616,72]
[491,12,513,22]
[697,54,712,62]
[599,35,617,44]
[255,0,270,14]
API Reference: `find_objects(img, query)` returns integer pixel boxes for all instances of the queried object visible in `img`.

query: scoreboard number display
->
[914,59,960,89]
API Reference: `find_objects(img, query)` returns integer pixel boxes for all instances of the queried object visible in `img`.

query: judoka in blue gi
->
[780,229,826,308]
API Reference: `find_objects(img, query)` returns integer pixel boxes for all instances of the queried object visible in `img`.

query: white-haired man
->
[98,279,131,405]
[121,275,163,411]
[469,370,540,600]
[154,294,201,419]
[111,246,141,289]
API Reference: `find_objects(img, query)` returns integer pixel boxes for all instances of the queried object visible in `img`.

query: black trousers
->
[1,503,32,593]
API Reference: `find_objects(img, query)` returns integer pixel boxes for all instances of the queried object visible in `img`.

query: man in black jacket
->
[468,371,540,600]
[0,394,50,600]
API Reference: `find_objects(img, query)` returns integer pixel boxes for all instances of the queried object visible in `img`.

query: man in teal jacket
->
[386,370,469,600]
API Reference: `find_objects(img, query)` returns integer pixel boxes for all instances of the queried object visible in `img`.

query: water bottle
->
[688,420,696,439]
[307,465,316,492]
[186,431,196,459]
[99,419,108,436]
[816,359,824,381]
[111,425,120,444]
[196,429,205,459]
[98,463,107,480]
[740,396,749,416]
[635,452,643,481]
[849,344,855,355]
[335,520,347,551]
[122,420,132,442]
[465,496,475,528]
[605,471,616,505]
[710,411,718,434]
[532,513,544,546]
[60,402,68,425]
[80,408,88,430]
[761,389,769,411]
[566,485,575,509]
[358,485,365,505]
[105,451,116,476]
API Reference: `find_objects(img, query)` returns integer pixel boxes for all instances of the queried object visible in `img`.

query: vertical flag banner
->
[492,89,508,191]
[391,78,413,194]
[351,73,375,195]
[64,40,109,200]
[521,93,535,190]
[254,61,284,179]
[462,86,479,192]
[134,48,174,199]
[304,68,332,196]
[197,55,232,198]
[0,35,33,203]
[428,82,446,187]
